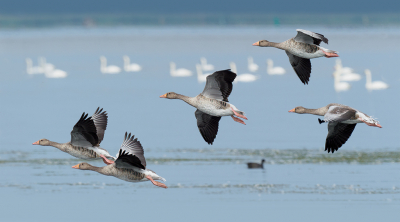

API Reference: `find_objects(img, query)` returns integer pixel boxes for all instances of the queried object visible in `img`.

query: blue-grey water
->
[0,26,399,221]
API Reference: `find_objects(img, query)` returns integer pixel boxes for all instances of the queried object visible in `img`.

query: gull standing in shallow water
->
[160,69,247,145]
[73,132,167,189]
[253,29,338,84]
[289,103,381,153]
[32,107,114,160]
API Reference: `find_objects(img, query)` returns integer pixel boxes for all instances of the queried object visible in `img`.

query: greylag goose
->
[73,132,167,189]
[32,107,114,160]
[253,29,338,84]
[247,159,265,169]
[289,103,382,153]
[160,69,247,145]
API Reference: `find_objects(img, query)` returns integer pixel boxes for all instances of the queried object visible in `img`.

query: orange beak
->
[288,108,295,113]
[72,164,80,169]
[252,41,260,46]
[160,93,167,98]
[32,140,40,145]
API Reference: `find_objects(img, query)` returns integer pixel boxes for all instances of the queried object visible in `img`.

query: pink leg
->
[230,107,248,120]
[231,116,246,125]
[322,50,339,58]
[358,118,382,128]
[100,155,114,165]
[146,176,168,189]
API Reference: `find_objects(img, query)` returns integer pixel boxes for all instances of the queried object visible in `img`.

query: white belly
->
[287,48,325,59]
[197,103,233,117]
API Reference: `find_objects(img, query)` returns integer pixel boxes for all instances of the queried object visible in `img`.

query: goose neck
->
[176,94,196,107]
[49,141,67,151]
[302,107,327,116]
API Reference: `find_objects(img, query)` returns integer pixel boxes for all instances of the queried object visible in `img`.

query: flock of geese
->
[31,29,386,188]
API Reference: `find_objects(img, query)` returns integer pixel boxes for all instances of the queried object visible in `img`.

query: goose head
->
[288,106,306,114]
[72,162,92,170]
[32,138,51,146]
[160,92,179,99]
[253,40,271,47]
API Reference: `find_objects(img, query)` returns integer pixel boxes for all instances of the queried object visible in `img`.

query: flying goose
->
[73,132,167,188]
[289,103,381,153]
[253,29,338,84]
[160,69,247,144]
[32,107,114,160]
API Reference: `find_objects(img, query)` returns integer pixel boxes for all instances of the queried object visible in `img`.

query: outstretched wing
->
[71,113,99,147]
[91,107,108,145]
[285,51,311,84]
[294,29,328,45]
[195,109,221,145]
[325,122,356,153]
[115,149,145,170]
[201,69,236,102]
[115,132,146,168]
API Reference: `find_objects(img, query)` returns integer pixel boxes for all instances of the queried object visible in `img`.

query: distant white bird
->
[365,69,389,91]
[335,59,361,82]
[196,64,211,83]
[45,68,68,78]
[247,57,259,72]
[333,69,351,92]
[170,62,192,77]
[266,59,286,75]
[26,58,44,75]
[200,57,214,71]
[39,57,55,72]
[230,62,259,83]
[123,55,142,72]
[100,56,121,74]
[38,57,68,78]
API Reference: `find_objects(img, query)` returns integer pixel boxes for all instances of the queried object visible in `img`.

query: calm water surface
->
[0,26,399,221]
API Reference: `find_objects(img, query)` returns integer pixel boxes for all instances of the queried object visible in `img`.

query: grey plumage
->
[91,107,108,145]
[201,69,236,102]
[285,51,311,84]
[326,123,356,153]
[195,109,221,145]
[115,132,146,168]
[324,106,357,123]
[70,113,99,147]
[295,29,328,45]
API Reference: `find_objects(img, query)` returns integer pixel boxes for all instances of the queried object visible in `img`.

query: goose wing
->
[115,132,146,169]
[325,122,356,153]
[195,109,221,145]
[324,106,356,122]
[294,29,328,45]
[285,51,311,84]
[201,69,236,102]
[70,113,99,147]
[91,107,108,145]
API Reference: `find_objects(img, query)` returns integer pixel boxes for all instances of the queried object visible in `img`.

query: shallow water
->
[0,26,399,221]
